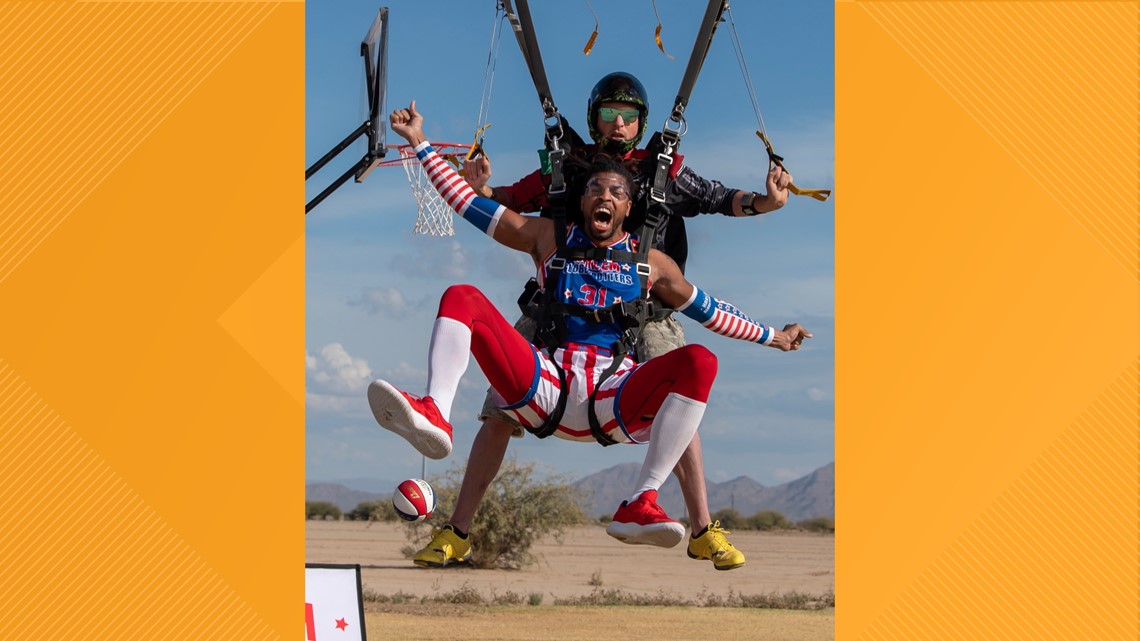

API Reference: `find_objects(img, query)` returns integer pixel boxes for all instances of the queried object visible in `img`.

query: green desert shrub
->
[795,516,835,533]
[710,507,744,530]
[346,499,398,522]
[746,510,789,531]
[305,501,342,520]
[405,456,586,569]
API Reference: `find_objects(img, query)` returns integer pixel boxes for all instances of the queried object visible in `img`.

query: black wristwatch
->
[740,191,764,216]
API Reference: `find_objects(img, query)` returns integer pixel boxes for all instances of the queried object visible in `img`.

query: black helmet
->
[587,72,649,153]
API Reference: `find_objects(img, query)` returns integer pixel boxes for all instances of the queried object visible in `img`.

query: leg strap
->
[587,347,628,447]
[523,355,568,439]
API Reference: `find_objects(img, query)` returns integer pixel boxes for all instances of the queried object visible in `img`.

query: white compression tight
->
[424,317,471,420]
[631,393,706,502]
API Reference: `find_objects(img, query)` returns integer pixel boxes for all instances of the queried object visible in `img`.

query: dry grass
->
[364,583,834,610]
[309,521,835,639]
[364,605,834,641]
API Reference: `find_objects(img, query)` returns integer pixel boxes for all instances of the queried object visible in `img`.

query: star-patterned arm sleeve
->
[675,285,775,345]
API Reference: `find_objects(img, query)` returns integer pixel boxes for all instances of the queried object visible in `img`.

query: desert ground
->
[308,520,834,640]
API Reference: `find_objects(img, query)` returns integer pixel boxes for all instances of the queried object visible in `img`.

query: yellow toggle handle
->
[788,184,831,202]
[756,130,831,202]
[466,123,492,161]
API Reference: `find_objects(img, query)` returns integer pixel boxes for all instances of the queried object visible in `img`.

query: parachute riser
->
[648,0,724,205]
[503,0,568,193]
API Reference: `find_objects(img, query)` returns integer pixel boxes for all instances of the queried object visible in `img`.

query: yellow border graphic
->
[838,2,1137,639]
[0,3,302,639]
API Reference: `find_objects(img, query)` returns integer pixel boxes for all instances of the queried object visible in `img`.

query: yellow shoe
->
[413,525,473,568]
[687,520,746,571]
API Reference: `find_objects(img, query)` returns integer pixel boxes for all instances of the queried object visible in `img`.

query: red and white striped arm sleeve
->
[414,141,505,237]
[675,285,775,346]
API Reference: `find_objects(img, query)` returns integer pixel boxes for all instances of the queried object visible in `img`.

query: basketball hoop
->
[375,142,473,237]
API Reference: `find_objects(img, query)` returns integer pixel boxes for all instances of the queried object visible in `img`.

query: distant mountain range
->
[308,461,834,522]
[573,462,834,522]
[306,483,387,512]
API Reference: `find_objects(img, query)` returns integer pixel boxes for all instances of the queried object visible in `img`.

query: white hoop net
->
[397,144,471,237]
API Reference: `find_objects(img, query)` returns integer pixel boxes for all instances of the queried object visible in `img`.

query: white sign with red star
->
[305,564,366,640]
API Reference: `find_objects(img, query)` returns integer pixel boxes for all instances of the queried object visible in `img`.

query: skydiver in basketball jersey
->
[427,73,793,572]
[370,102,811,552]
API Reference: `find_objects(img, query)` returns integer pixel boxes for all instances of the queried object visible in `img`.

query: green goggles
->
[598,107,640,123]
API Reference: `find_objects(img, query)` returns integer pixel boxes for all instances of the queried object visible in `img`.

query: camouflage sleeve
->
[666,165,739,218]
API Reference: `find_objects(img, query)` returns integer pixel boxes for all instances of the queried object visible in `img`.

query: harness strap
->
[524,359,567,439]
[555,246,649,267]
[514,280,569,440]
[548,299,645,327]
[645,300,675,322]
[649,147,675,205]
[587,351,625,447]
[547,146,566,194]
[638,200,670,256]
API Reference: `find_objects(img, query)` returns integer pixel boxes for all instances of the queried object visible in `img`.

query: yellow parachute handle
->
[756,130,831,202]
[582,0,599,55]
[467,123,492,161]
[652,0,674,60]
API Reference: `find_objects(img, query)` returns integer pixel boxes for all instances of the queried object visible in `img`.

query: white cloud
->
[306,392,365,414]
[307,343,373,395]
[390,239,471,280]
[376,361,428,387]
[348,286,417,318]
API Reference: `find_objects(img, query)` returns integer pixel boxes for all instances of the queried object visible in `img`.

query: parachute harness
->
[504,0,662,445]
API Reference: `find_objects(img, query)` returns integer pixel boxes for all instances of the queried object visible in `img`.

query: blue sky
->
[305,0,834,490]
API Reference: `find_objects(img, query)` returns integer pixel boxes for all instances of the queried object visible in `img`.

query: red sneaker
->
[367,379,453,459]
[605,489,685,548]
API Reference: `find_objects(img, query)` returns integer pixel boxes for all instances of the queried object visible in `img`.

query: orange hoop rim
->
[374,142,473,167]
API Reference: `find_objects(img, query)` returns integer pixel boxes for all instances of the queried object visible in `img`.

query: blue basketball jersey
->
[538,225,646,350]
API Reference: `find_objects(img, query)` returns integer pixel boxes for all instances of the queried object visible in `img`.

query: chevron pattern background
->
[838,2,1137,640]
[0,3,302,639]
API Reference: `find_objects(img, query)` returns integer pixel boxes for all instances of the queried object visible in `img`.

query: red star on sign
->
[335,618,349,631]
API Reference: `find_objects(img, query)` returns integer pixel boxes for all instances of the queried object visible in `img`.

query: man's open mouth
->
[590,205,613,233]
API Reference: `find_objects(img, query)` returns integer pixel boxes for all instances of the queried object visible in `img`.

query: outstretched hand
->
[769,322,812,352]
[389,100,426,146]
[764,165,792,209]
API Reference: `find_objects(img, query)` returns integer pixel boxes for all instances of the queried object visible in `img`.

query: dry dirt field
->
[308,520,834,640]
